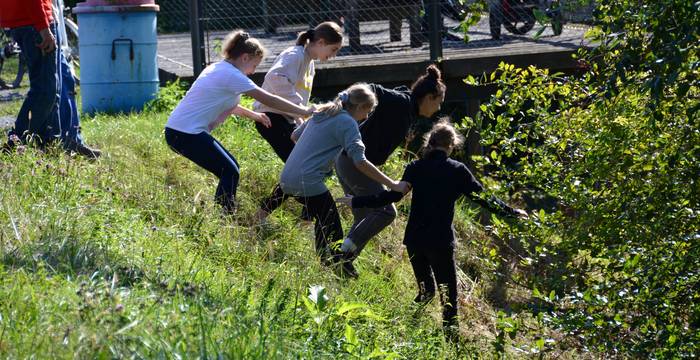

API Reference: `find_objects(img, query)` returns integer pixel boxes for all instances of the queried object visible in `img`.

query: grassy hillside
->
[0,92,581,358]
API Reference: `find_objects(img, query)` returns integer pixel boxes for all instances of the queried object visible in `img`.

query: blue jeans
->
[164,127,240,214]
[56,28,84,147]
[8,24,60,144]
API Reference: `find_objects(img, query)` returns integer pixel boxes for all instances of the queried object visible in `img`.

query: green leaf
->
[336,302,367,315]
[345,324,359,346]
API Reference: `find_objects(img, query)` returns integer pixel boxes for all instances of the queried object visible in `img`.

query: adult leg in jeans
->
[8,25,59,145]
[335,152,397,257]
[55,30,100,158]
[294,191,343,262]
[165,128,240,214]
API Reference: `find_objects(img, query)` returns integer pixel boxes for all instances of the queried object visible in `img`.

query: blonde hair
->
[296,21,344,46]
[316,83,377,118]
[422,118,464,155]
[221,30,266,60]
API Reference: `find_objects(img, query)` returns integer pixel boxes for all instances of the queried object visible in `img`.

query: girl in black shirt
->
[337,120,528,333]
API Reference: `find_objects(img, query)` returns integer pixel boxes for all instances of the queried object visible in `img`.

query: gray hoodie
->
[280,110,366,197]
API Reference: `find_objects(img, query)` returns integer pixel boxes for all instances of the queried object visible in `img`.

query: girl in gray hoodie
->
[265,83,408,276]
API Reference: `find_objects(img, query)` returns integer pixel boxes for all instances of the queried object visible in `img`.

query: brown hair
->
[422,118,464,155]
[411,64,446,102]
[316,83,377,118]
[296,21,344,46]
[221,30,266,60]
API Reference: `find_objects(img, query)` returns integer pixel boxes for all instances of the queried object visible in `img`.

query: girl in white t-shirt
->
[165,31,313,215]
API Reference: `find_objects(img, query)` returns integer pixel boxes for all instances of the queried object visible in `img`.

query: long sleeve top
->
[281,110,366,197]
[351,150,519,248]
[253,46,314,122]
[357,84,419,166]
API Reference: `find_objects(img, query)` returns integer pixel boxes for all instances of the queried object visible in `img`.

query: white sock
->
[340,238,357,253]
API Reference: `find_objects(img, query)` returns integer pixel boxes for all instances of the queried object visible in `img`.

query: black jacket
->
[352,150,519,248]
[358,84,418,166]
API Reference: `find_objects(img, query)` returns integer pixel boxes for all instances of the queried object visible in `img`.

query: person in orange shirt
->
[1,0,100,157]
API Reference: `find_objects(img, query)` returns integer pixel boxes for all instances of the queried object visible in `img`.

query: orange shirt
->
[0,0,54,31]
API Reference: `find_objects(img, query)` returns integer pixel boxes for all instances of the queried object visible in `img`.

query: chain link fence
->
[153,0,595,76]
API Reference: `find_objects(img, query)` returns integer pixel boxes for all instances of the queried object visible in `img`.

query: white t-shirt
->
[166,61,259,134]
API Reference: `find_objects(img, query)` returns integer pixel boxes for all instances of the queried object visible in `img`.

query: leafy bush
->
[463,0,699,356]
[144,79,188,113]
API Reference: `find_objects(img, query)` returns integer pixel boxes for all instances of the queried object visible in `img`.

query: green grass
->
[0,94,583,358]
[1,56,26,117]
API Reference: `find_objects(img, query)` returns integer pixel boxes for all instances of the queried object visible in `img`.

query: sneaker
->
[331,252,359,279]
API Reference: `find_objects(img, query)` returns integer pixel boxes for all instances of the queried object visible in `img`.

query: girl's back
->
[403,150,479,246]
[280,111,365,196]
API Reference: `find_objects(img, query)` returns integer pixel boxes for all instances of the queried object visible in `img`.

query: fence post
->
[427,0,443,61]
[189,0,206,78]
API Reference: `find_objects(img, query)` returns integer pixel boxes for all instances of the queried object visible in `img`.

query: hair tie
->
[338,91,349,103]
[307,29,315,37]
[240,32,250,41]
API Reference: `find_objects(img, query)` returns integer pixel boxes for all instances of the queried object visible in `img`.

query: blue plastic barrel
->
[74,0,160,114]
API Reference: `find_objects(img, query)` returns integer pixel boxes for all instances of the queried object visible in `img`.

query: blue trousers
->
[164,127,240,213]
[8,24,60,144]
[8,23,84,147]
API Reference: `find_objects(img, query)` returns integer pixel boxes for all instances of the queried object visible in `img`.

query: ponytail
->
[316,83,376,118]
[411,64,446,102]
[221,30,266,60]
[296,29,316,46]
[296,21,344,47]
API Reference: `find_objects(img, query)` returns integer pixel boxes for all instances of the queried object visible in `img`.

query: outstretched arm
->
[353,160,409,193]
[246,88,313,117]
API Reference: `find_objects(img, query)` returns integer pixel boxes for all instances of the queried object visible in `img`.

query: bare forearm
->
[354,160,396,189]
[232,105,257,120]
[247,88,309,116]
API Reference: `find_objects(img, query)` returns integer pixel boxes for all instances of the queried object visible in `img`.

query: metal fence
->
[158,0,595,77]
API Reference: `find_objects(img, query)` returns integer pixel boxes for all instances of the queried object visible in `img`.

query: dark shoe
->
[444,323,460,343]
[70,143,102,159]
[331,252,359,279]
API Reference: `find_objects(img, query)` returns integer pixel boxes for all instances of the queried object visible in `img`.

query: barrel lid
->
[74,0,159,13]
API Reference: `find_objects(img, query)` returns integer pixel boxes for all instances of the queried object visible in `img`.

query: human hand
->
[513,208,529,220]
[305,104,317,116]
[390,180,410,193]
[37,28,56,55]
[335,195,353,207]
[255,112,271,128]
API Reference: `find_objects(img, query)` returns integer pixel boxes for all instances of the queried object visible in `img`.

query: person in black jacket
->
[337,120,528,334]
[334,65,448,277]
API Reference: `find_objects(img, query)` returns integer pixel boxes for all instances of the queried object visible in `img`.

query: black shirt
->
[352,150,519,248]
[358,84,418,166]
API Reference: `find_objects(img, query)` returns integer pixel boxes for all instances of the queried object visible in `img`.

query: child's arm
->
[460,164,528,219]
[231,105,271,128]
[337,187,409,209]
[353,160,409,193]
[246,88,313,117]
